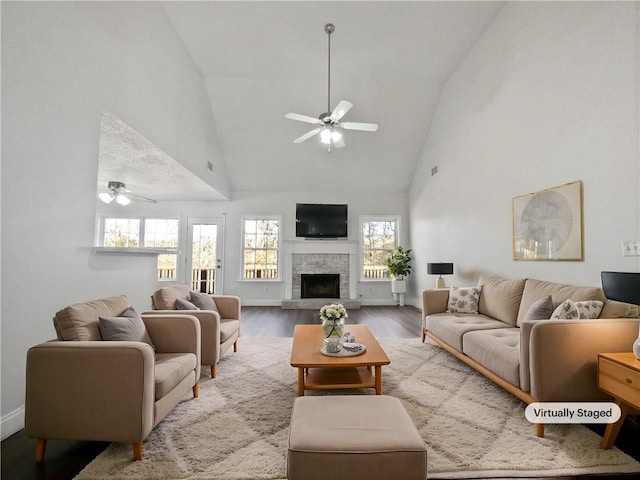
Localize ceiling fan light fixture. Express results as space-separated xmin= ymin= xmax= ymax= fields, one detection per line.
xmin=331 ymin=130 xmax=342 ymax=142
xmin=98 ymin=192 xmax=114 ymax=204
xmin=320 ymin=128 xmax=332 ymax=144
xmin=116 ymin=193 xmax=131 ymax=206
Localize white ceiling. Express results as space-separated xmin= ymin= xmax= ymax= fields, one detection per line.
xmin=101 ymin=2 xmax=505 ymax=199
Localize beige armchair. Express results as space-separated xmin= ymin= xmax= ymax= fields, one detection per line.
xmin=25 ymin=295 xmax=201 ymax=462
xmin=149 ymin=285 xmax=241 ymax=378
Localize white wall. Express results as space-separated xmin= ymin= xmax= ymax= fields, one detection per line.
xmin=408 ymin=2 xmax=640 ymax=306
xmin=1 ymin=2 xmax=230 ymax=439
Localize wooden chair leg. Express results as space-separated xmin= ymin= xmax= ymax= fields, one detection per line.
xmin=233 ymin=340 xmax=238 ymax=352
xmin=35 ymin=439 xmax=47 ymax=462
xmin=211 ymin=363 xmax=218 ymax=378
xmin=132 ymin=442 xmax=143 ymax=461
xmin=192 ymin=383 xmax=199 ymax=398
xmin=536 ymin=423 xmax=544 ymax=437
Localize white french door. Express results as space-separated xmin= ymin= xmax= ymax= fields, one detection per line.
xmin=185 ymin=217 xmax=224 ymax=294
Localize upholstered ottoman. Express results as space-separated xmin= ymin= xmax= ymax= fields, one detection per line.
xmin=287 ymin=395 xmax=427 ymax=480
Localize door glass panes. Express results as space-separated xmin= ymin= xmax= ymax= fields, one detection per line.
xmin=191 ymin=224 xmax=217 ymax=293
xmin=362 ymin=219 xmax=398 ymax=279
xmin=103 ymin=218 xmax=140 ymax=247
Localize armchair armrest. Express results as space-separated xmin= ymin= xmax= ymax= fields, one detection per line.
xmin=527 ymin=318 xmax=640 ymax=401
xmin=25 ymin=341 xmax=155 ymax=443
xmin=212 ymin=295 xmax=241 ymax=320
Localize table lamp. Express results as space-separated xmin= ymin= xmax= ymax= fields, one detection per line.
xmin=601 ymin=271 xmax=640 ymax=359
xmin=427 ymin=263 xmax=454 ymax=289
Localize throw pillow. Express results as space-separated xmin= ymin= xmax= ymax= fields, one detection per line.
xmin=189 ymin=291 xmax=220 ymax=313
xmin=98 ymin=307 xmax=155 ymax=349
xmin=522 ymin=295 xmax=554 ymax=321
xmin=447 ymin=286 xmax=482 ymax=314
xmin=550 ymin=300 xmax=580 ymax=319
xmin=176 ymin=298 xmax=199 ymax=310
xmin=575 ymin=300 xmax=604 ymax=319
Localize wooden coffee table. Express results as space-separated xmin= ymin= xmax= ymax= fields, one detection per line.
xmin=290 ymin=324 xmax=391 ymax=396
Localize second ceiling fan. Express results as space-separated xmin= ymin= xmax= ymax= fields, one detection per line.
xmin=285 ymin=23 xmax=378 ymax=151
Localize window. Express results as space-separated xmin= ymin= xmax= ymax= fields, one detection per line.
xmin=103 ymin=218 xmax=140 ymax=247
xmin=144 ymin=219 xmax=179 ymax=280
xmin=102 ymin=217 xmax=179 ymax=280
xmin=242 ymin=217 xmax=280 ymax=280
xmin=361 ymin=217 xmax=399 ymax=280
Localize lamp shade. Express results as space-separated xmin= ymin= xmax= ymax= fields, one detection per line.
xmin=601 ymin=271 xmax=640 ymax=304
xmin=427 ymin=263 xmax=454 ymax=275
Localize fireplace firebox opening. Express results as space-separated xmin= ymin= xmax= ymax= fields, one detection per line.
xmin=301 ymin=274 xmax=340 ymax=299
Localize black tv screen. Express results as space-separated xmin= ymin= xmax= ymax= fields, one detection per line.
xmin=296 ymin=203 xmax=348 ymax=238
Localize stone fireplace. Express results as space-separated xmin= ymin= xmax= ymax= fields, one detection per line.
xmin=282 ymin=248 xmax=360 ymax=309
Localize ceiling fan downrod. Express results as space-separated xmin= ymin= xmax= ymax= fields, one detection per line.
xmin=325 ymin=23 xmax=334 ymax=117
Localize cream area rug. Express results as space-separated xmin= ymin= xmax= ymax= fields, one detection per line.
xmin=75 ymin=337 xmax=640 ymax=479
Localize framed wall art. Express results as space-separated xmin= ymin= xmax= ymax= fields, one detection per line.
xmin=512 ymin=180 xmax=583 ymax=261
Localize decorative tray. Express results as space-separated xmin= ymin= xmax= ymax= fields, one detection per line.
xmin=320 ymin=343 xmax=367 ymax=357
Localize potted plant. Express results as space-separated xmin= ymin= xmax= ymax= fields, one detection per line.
xmin=385 ymin=246 xmax=412 ymax=305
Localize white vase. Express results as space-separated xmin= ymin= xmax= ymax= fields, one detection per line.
xmin=391 ymin=279 xmax=406 ymax=294
xmin=634 ymin=330 xmax=640 ymax=360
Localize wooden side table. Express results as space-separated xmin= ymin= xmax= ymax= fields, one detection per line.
xmin=597 ymin=352 xmax=640 ymax=449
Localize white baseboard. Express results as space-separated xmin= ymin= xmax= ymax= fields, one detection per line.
xmin=1 ymin=405 xmax=25 ymax=440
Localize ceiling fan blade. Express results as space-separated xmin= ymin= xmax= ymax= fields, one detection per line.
xmin=293 ymin=127 xmax=322 ymax=143
xmin=285 ymin=113 xmax=322 ymax=125
xmin=333 ymin=136 xmax=346 ymax=149
xmin=341 ymin=122 xmax=379 ymax=132
xmin=329 ymin=100 xmax=353 ymax=123
xmin=128 ymin=193 xmax=157 ymax=204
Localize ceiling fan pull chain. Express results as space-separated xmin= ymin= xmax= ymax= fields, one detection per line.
xmin=326 ymin=23 xmax=332 ymax=113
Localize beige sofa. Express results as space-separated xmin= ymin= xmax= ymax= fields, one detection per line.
xmin=25 ymin=295 xmax=201 ymax=461
xmin=149 ymin=285 xmax=241 ymax=378
xmin=422 ymin=275 xmax=639 ymax=436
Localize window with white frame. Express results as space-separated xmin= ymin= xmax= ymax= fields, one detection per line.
xmin=361 ymin=216 xmax=399 ymax=280
xmin=242 ymin=216 xmax=280 ymax=280
xmin=102 ymin=217 xmax=179 ymax=280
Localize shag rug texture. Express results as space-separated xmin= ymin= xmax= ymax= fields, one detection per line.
xmin=75 ymin=337 xmax=640 ymax=479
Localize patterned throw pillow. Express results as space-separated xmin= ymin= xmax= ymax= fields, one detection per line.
xmin=551 ymin=300 xmax=604 ymax=319
xmin=575 ymin=300 xmax=604 ymax=319
xmin=447 ymin=286 xmax=483 ymax=314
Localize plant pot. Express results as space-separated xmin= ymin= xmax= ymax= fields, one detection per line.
xmin=391 ymin=279 xmax=406 ymax=294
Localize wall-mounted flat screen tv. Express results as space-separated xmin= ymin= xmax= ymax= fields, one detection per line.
xmin=295 ymin=203 xmax=348 ymax=238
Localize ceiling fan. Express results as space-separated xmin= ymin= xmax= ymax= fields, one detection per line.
xmin=285 ymin=23 xmax=378 ymax=151
xmin=98 ymin=181 xmax=157 ymax=205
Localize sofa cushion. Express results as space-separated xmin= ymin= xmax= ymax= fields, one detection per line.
xmin=463 ymin=328 xmax=520 ymax=387
xmin=447 ymin=286 xmax=482 ymax=314
xmin=54 ymin=295 xmax=131 ymax=341
xmin=601 ymin=300 xmax=638 ymax=318
xmin=189 ymin=291 xmax=220 ymax=314
xmin=151 ymin=285 xmax=190 ymax=310
xmin=478 ymin=275 xmax=526 ymax=326
xmin=425 ymin=313 xmax=507 ymax=352
xmin=517 ymin=279 xmax=606 ymax=326
xmin=98 ymin=307 xmax=155 ymax=349
xmin=522 ymin=295 xmax=554 ymax=321
xmin=154 ymin=353 xmax=197 ymax=400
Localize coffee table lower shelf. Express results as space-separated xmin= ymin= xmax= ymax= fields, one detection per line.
xmin=298 ymin=366 xmax=380 ymax=395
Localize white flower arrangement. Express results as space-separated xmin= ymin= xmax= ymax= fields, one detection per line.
xmin=319 ymin=303 xmax=348 ymax=322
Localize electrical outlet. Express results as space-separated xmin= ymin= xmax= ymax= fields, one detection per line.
xmin=622 ymin=241 xmax=640 ymax=256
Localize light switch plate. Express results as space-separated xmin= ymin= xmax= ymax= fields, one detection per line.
xmin=622 ymin=241 xmax=640 ymax=256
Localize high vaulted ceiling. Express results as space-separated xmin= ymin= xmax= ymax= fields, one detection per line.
xmin=112 ymin=2 xmax=505 ymax=197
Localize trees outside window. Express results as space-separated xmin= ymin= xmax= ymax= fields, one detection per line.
xmin=361 ymin=217 xmax=399 ymax=280
xmin=242 ymin=217 xmax=280 ymax=280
